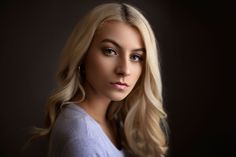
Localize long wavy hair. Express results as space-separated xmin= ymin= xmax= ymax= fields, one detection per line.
xmin=31 ymin=3 xmax=168 ymax=157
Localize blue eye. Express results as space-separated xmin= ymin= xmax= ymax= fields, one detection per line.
xmin=130 ymin=54 xmax=143 ymax=62
xmin=103 ymin=48 xmax=117 ymax=56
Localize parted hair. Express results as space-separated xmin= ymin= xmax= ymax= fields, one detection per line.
xmin=31 ymin=3 xmax=168 ymax=157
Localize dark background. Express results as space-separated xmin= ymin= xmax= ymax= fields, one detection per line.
xmin=0 ymin=0 xmax=231 ymax=157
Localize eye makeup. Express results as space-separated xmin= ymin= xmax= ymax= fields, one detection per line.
xmin=130 ymin=53 xmax=143 ymax=62
xmin=102 ymin=47 xmax=118 ymax=56
xmin=100 ymin=38 xmax=145 ymax=62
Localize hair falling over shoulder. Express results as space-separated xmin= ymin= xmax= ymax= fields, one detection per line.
xmin=30 ymin=3 xmax=169 ymax=157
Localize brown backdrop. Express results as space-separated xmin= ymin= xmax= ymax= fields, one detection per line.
xmin=0 ymin=0 xmax=231 ymax=157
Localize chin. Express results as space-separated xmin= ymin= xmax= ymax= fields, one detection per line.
xmin=109 ymin=93 xmax=129 ymax=102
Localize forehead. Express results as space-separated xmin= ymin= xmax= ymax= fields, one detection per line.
xmin=93 ymin=20 xmax=144 ymax=49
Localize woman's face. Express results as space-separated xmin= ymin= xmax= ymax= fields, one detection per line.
xmin=84 ymin=20 xmax=145 ymax=102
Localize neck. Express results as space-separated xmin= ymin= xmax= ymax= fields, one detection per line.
xmin=76 ymin=82 xmax=112 ymax=123
xmin=80 ymin=98 xmax=110 ymax=123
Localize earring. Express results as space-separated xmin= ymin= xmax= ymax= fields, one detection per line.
xmin=78 ymin=64 xmax=85 ymax=83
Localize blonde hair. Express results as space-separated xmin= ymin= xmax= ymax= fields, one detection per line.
xmin=32 ymin=3 xmax=168 ymax=157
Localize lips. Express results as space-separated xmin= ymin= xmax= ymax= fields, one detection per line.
xmin=110 ymin=82 xmax=128 ymax=90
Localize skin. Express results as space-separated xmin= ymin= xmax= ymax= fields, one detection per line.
xmin=76 ymin=20 xmax=145 ymax=148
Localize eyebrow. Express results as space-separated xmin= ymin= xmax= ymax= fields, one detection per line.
xmin=101 ymin=38 xmax=146 ymax=53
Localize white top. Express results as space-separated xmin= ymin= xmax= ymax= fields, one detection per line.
xmin=48 ymin=102 xmax=126 ymax=157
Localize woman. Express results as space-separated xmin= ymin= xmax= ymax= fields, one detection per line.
xmin=32 ymin=2 xmax=168 ymax=157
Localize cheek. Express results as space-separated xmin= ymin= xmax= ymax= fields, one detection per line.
xmin=93 ymin=57 xmax=112 ymax=73
xmin=86 ymin=54 xmax=112 ymax=78
xmin=133 ymin=65 xmax=143 ymax=80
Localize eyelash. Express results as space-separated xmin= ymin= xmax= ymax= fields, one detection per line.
xmin=102 ymin=47 xmax=143 ymax=62
xmin=130 ymin=54 xmax=143 ymax=62
xmin=103 ymin=48 xmax=117 ymax=56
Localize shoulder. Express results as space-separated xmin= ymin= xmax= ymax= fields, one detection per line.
xmin=62 ymin=136 xmax=107 ymax=157
xmin=49 ymin=104 xmax=104 ymax=157
xmin=51 ymin=104 xmax=95 ymax=138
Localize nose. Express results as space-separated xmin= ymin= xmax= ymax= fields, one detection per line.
xmin=115 ymin=57 xmax=131 ymax=76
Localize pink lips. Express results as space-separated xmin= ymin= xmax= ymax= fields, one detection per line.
xmin=111 ymin=82 xmax=128 ymax=90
